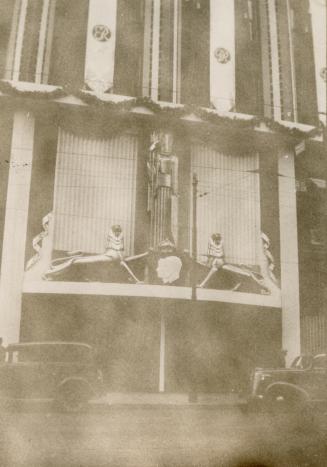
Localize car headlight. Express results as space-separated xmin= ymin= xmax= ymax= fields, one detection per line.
xmin=253 ymin=373 xmax=271 ymax=395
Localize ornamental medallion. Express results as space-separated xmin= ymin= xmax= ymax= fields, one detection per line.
xmin=214 ymin=47 xmax=231 ymax=64
xmin=156 ymin=256 xmax=182 ymax=284
xmin=92 ymin=24 xmax=111 ymax=42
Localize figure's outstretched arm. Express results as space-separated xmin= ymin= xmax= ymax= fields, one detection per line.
xmin=43 ymin=253 xmax=113 ymax=279
xmin=124 ymin=252 xmax=149 ymax=262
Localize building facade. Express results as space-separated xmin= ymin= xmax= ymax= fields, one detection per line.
xmin=0 ymin=0 xmax=325 ymax=393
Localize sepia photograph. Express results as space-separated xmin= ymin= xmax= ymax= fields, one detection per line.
xmin=0 ymin=0 xmax=326 ymax=465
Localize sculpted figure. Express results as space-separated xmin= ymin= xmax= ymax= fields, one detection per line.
xmin=147 ymin=132 xmax=178 ymax=247
xmin=198 ymin=233 xmax=225 ymax=288
xmin=43 ymin=225 xmax=142 ymax=283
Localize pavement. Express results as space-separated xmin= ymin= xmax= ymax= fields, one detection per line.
xmin=1 ymin=404 xmax=326 ymax=467
xmin=92 ymin=392 xmax=246 ymax=407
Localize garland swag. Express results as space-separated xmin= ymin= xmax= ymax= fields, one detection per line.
xmin=0 ymin=79 xmax=321 ymax=140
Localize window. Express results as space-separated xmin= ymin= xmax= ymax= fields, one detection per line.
xmin=191 ymin=144 xmax=261 ymax=266
xmin=53 ymin=129 xmax=138 ymax=256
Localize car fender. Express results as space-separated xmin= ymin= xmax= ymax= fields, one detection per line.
xmin=265 ymin=381 xmax=310 ymax=401
xmin=56 ymin=377 xmax=95 ymax=397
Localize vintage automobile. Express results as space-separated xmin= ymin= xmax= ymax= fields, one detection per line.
xmin=0 ymin=342 xmax=103 ymax=411
xmin=248 ymin=353 xmax=327 ymax=415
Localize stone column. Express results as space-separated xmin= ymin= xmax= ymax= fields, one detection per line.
xmin=278 ymin=147 xmax=301 ymax=365
xmin=0 ymin=111 xmax=35 ymax=344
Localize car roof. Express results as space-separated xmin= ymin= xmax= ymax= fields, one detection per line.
xmin=6 ymin=342 xmax=93 ymax=351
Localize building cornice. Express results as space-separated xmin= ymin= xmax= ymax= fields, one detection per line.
xmin=0 ymin=80 xmax=322 ymax=143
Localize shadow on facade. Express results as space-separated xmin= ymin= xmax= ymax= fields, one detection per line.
xmin=21 ymin=294 xmax=281 ymax=394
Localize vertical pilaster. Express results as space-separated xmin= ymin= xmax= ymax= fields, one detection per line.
xmin=278 ymin=148 xmax=301 ymax=365
xmin=0 ymin=111 xmax=35 ymax=344
xmin=142 ymin=0 xmax=152 ymax=98
xmin=267 ymin=0 xmax=282 ymax=120
xmin=151 ymin=0 xmax=161 ymax=101
xmin=309 ymin=0 xmax=326 ymax=126
xmin=12 ymin=0 xmax=28 ymax=81
xmin=259 ymin=0 xmax=273 ymax=119
xmin=35 ymin=0 xmax=50 ymax=84
xmin=172 ymin=0 xmax=182 ymax=104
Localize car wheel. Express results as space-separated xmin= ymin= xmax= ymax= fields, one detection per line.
xmin=266 ymin=388 xmax=304 ymax=414
xmin=265 ymin=388 xmax=313 ymax=428
xmin=59 ymin=392 xmax=87 ymax=413
xmin=55 ymin=383 xmax=91 ymax=413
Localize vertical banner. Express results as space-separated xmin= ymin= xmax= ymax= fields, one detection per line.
xmin=85 ymin=0 xmax=117 ymax=93
xmin=210 ymin=0 xmax=235 ymax=112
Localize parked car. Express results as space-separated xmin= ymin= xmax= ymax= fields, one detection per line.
xmin=0 ymin=342 xmax=103 ymax=411
xmin=248 ymin=353 xmax=327 ymax=415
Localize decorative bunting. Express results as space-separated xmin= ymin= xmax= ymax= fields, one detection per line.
xmin=0 ymin=80 xmax=320 ymax=140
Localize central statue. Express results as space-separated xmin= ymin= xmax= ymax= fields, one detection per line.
xmin=147 ymin=131 xmax=178 ymax=248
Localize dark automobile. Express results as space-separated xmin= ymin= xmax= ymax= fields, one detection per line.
xmin=0 ymin=342 xmax=103 ymax=411
xmin=249 ymin=353 xmax=327 ymax=414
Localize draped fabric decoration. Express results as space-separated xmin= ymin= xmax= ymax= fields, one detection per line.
xmin=85 ymin=0 xmax=117 ymax=93
xmin=191 ymin=144 xmax=261 ymax=267
xmin=53 ymin=130 xmax=138 ymax=257
xmin=210 ymin=0 xmax=235 ymax=111
xmin=4 ymin=0 xmax=56 ymax=83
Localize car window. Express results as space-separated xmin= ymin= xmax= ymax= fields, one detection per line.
xmin=16 ymin=346 xmax=92 ymax=363
xmin=39 ymin=346 xmax=93 ymax=363
xmin=13 ymin=348 xmax=41 ymax=362
xmin=7 ymin=345 xmax=93 ymax=363
xmin=291 ymin=355 xmax=312 ymax=369
xmin=313 ymin=355 xmax=327 ymax=369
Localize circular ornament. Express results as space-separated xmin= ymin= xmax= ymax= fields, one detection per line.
xmin=320 ymin=67 xmax=327 ymax=83
xmin=214 ymin=47 xmax=231 ymax=64
xmin=92 ymin=25 xmax=111 ymax=42
xmin=156 ymin=256 xmax=182 ymax=284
